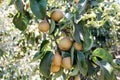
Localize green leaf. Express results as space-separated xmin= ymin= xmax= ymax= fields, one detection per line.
xmin=83 ymin=38 xmax=93 ymax=51
xmin=29 ymin=0 xmax=47 ymax=19
xmin=0 ymin=49 xmax=6 ymax=57
xmin=49 ymin=19 xmax=55 ymax=34
xmin=73 ymin=22 xmax=83 ymax=43
xmin=77 ymin=51 xmax=88 ymax=76
xmin=14 ymin=0 xmax=24 ymax=13
xmin=73 ymin=22 xmax=93 ymax=51
xmin=69 ymin=65 xmax=79 ymax=76
xmin=31 ymin=40 xmax=49 ymax=62
xmin=96 ymin=0 xmax=104 ymax=2
xmin=92 ymin=48 xmax=113 ymax=62
xmin=90 ymin=1 xmax=99 ymax=6
xmin=71 ymin=46 xmax=74 ymax=65
xmin=112 ymin=59 xmax=120 ymax=73
xmin=62 ymin=73 xmax=66 ymax=80
xmin=78 ymin=0 xmax=87 ymax=14
xmin=83 ymin=27 xmax=93 ymax=51
xmin=87 ymin=59 xmax=99 ymax=77
xmin=39 ymin=51 xmax=53 ymax=78
xmin=31 ymin=51 xmax=44 ymax=62
xmin=31 ymin=40 xmax=50 ymax=62
xmin=112 ymin=59 xmax=120 ymax=68
xmin=7 ymin=0 xmax=15 ymax=6
xmin=13 ymin=12 xmax=29 ymax=31
xmin=61 ymin=51 xmax=71 ymax=58
xmin=97 ymin=61 xmax=117 ymax=80
xmin=53 ymin=68 xmax=63 ymax=79
xmin=40 ymin=40 xmax=50 ymax=52
xmin=79 ymin=0 xmax=86 ymax=3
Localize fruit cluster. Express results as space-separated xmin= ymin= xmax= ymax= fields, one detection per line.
xmin=38 ymin=9 xmax=82 ymax=80
xmin=38 ymin=10 xmax=63 ymax=32
xmin=51 ymin=37 xmax=83 ymax=73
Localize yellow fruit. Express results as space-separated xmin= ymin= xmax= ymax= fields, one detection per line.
xmin=74 ymin=75 xmax=81 ymax=80
xmin=50 ymin=10 xmax=63 ymax=21
xmin=38 ymin=21 xmax=50 ymax=32
xmin=52 ymin=52 xmax=62 ymax=66
xmin=73 ymin=42 xmax=83 ymax=51
xmin=62 ymin=57 xmax=72 ymax=69
xmin=50 ymin=65 xmax=60 ymax=73
xmin=74 ymin=0 xmax=79 ymax=3
xmin=59 ymin=37 xmax=72 ymax=51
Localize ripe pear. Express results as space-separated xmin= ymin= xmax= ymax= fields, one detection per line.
xmin=73 ymin=42 xmax=83 ymax=51
xmin=62 ymin=57 xmax=72 ymax=69
xmin=59 ymin=37 xmax=72 ymax=51
xmin=50 ymin=10 xmax=63 ymax=21
xmin=38 ymin=20 xmax=50 ymax=32
xmin=52 ymin=52 xmax=62 ymax=66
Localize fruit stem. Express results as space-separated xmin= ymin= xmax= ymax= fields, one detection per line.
xmin=45 ymin=15 xmax=50 ymax=23
xmin=43 ymin=33 xmax=46 ymax=40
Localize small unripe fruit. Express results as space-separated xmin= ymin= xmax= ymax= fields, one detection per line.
xmin=73 ymin=42 xmax=83 ymax=51
xmin=38 ymin=21 xmax=50 ymax=32
xmin=59 ymin=37 xmax=72 ymax=51
xmin=74 ymin=75 xmax=81 ymax=80
xmin=62 ymin=57 xmax=72 ymax=69
xmin=52 ymin=52 xmax=62 ymax=66
xmin=50 ymin=10 xmax=63 ymax=21
xmin=50 ymin=65 xmax=60 ymax=73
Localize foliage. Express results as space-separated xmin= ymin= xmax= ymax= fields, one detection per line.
xmin=0 ymin=0 xmax=120 ymax=80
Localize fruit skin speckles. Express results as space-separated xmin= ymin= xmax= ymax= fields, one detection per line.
xmin=58 ymin=37 xmax=72 ymax=51
xmin=50 ymin=10 xmax=63 ymax=21
xmin=38 ymin=20 xmax=50 ymax=32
